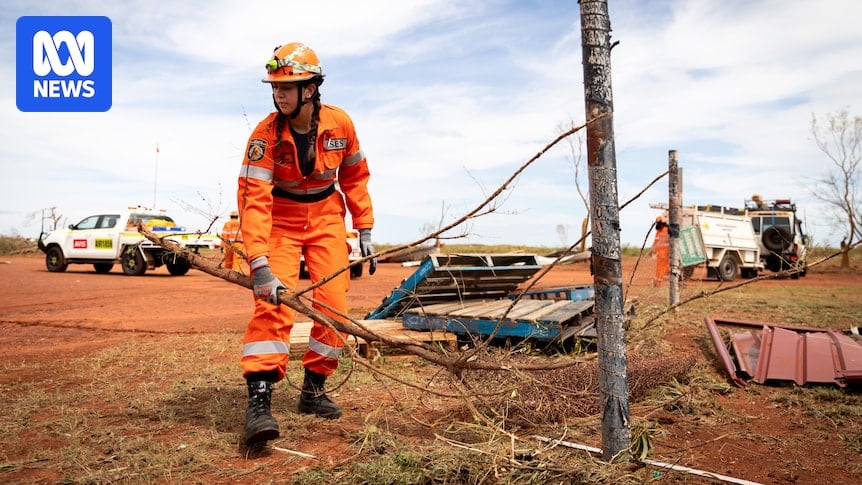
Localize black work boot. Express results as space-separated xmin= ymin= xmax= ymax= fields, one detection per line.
xmin=298 ymin=369 xmax=342 ymax=419
xmin=244 ymin=380 xmax=280 ymax=446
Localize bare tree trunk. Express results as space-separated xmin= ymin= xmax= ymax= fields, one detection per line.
xmin=841 ymin=239 xmax=851 ymax=268
xmin=579 ymin=0 xmax=630 ymax=462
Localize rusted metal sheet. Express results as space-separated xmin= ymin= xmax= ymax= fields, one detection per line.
xmin=705 ymin=316 xmax=862 ymax=388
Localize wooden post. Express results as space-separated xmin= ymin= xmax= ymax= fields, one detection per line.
xmin=668 ymin=150 xmax=681 ymax=309
xmin=579 ymin=0 xmax=630 ymax=461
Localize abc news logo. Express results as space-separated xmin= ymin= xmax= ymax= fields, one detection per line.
xmin=16 ymin=16 xmax=112 ymax=112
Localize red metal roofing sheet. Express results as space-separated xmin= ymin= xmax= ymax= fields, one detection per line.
xmin=705 ymin=316 xmax=862 ymax=388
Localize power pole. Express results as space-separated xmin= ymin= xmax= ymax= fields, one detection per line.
xmin=579 ymin=0 xmax=630 ymax=461
xmin=668 ymin=150 xmax=681 ymax=308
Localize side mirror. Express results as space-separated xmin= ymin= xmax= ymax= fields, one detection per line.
xmin=68 ymin=223 xmax=76 ymax=230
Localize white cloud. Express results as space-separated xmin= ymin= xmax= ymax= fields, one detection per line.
xmin=2 ymin=0 xmax=861 ymax=248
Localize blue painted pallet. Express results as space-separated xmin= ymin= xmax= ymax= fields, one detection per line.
xmin=366 ymin=253 xmax=597 ymax=343
xmin=365 ymin=253 xmax=544 ymax=320
xmin=402 ymin=298 xmax=595 ymax=342
xmin=515 ymin=285 xmax=595 ymax=302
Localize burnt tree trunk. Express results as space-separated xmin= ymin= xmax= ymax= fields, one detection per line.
xmin=579 ymin=0 xmax=631 ymax=461
xmin=668 ymin=150 xmax=681 ymax=307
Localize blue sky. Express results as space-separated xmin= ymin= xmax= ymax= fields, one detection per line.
xmin=2 ymin=0 xmax=861 ymax=249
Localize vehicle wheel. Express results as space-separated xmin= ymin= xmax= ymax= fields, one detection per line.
xmin=682 ymin=265 xmax=695 ymax=279
xmin=121 ymin=247 xmax=147 ymax=276
xmin=350 ymin=262 xmax=363 ymax=278
xmin=762 ymin=226 xmax=792 ymax=252
xmin=166 ymin=257 xmax=191 ymax=276
xmin=45 ymin=246 xmax=68 ymax=272
xmin=789 ymin=261 xmax=807 ymax=279
xmin=93 ymin=263 xmax=113 ymax=274
xmin=740 ymin=268 xmax=757 ymax=279
xmin=716 ymin=255 xmax=738 ymax=281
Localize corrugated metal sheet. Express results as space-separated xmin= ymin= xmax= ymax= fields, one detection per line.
xmin=705 ymin=316 xmax=862 ymax=388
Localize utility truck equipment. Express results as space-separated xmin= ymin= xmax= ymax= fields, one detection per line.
xmin=676 ymin=206 xmax=764 ymax=281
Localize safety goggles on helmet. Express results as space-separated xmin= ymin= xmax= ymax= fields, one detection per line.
xmin=265 ymin=58 xmax=322 ymax=75
xmin=262 ymin=42 xmax=324 ymax=83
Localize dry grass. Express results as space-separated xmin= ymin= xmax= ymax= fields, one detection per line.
xmin=1 ymin=245 xmax=862 ymax=483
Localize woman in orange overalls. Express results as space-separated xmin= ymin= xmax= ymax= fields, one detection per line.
xmin=652 ymin=215 xmax=669 ymax=287
xmin=236 ymin=42 xmax=376 ymax=446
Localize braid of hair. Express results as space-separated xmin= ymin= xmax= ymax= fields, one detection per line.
xmin=306 ymin=89 xmax=322 ymax=165
xmin=273 ymin=110 xmax=287 ymax=164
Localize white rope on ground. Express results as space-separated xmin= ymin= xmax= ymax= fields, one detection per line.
xmin=533 ymin=435 xmax=764 ymax=485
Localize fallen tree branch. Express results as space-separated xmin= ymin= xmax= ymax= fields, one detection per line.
xmin=139 ymin=224 xmax=590 ymax=374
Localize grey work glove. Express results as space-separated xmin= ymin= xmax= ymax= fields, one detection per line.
xmin=359 ymin=229 xmax=377 ymax=275
xmin=250 ymin=256 xmax=285 ymax=305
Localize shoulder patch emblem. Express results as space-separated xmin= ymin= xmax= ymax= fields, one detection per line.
xmin=324 ymin=137 xmax=347 ymax=151
xmin=247 ymin=139 xmax=267 ymax=161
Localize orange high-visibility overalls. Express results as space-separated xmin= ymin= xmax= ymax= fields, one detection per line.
xmin=221 ymin=217 xmax=244 ymax=271
xmin=237 ymin=105 xmax=373 ymax=381
xmin=653 ymin=226 xmax=669 ymax=286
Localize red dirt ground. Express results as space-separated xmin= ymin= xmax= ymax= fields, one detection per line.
xmin=1 ymin=254 xmax=860 ymax=483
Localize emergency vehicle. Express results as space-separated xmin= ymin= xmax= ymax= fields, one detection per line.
xmin=37 ymin=207 xmax=220 ymax=276
xmin=678 ymin=206 xmax=764 ymax=281
xmin=744 ymin=195 xmax=809 ymax=278
xmin=652 ymin=203 xmax=764 ymax=281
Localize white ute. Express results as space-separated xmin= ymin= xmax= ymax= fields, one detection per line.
xmin=37 ymin=207 xmax=220 ymax=276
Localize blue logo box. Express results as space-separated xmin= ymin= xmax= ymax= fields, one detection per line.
xmin=16 ymin=16 xmax=112 ymax=112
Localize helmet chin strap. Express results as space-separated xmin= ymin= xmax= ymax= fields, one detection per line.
xmin=271 ymin=82 xmax=310 ymax=119
xmin=288 ymin=88 xmax=305 ymax=119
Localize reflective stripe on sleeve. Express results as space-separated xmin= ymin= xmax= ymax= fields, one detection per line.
xmin=242 ymin=340 xmax=290 ymax=357
xmin=308 ymin=337 xmax=343 ymax=359
xmin=343 ymin=149 xmax=365 ymax=166
xmin=239 ymin=164 xmax=274 ymax=182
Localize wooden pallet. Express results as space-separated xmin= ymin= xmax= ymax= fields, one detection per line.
xmin=289 ymin=319 xmax=458 ymax=358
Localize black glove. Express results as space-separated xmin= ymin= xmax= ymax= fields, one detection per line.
xmin=359 ymin=229 xmax=377 ymax=275
xmin=250 ymin=257 xmax=285 ymax=305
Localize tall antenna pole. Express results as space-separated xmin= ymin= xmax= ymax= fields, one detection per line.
xmin=153 ymin=143 xmax=160 ymax=208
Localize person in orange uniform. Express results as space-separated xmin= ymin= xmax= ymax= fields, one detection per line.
xmin=651 ymin=214 xmax=669 ymax=287
xmin=236 ymin=42 xmax=376 ymax=447
xmin=220 ymin=211 xmax=244 ymax=271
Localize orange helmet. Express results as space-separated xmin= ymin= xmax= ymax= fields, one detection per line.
xmin=262 ymin=43 xmax=324 ymax=83
xmin=656 ymin=214 xmax=667 ymax=224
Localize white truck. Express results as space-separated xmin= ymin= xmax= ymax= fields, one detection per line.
xmin=676 ymin=206 xmax=764 ymax=281
xmin=37 ymin=207 xmax=221 ymax=276
xmin=744 ymin=195 xmax=809 ymax=278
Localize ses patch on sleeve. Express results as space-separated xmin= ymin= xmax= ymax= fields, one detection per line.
xmin=247 ymin=139 xmax=267 ymax=161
